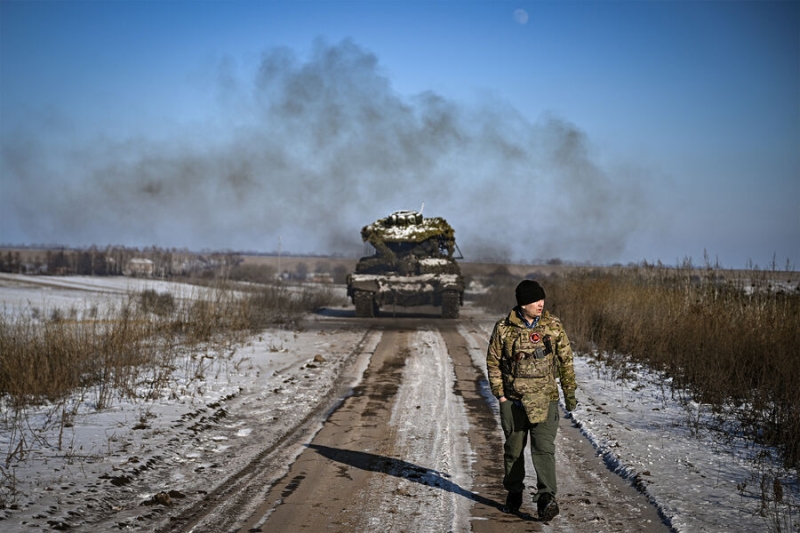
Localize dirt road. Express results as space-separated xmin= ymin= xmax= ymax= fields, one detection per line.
xmin=152 ymin=310 xmax=669 ymax=533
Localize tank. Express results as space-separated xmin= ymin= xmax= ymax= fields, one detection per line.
xmin=346 ymin=210 xmax=465 ymax=318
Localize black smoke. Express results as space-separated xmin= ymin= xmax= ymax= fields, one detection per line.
xmin=1 ymin=39 xmax=645 ymax=263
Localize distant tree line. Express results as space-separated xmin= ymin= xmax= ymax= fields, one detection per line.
xmin=0 ymin=246 xmax=241 ymax=278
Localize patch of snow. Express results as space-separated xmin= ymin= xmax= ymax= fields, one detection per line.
xmin=374 ymin=328 xmax=472 ymax=532
xmin=0 ymin=273 xmax=224 ymax=320
xmin=418 ymin=258 xmax=450 ymax=266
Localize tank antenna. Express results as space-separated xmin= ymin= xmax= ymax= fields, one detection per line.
xmin=419 ymin=202 xmax=425 ymax=215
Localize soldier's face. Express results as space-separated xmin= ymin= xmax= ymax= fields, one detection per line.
xmin=520 ymin=299 xmax=544 ymax=321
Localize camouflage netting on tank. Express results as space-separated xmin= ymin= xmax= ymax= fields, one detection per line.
xmin=348 ymin=273 xmax=465 ymax=295
xmin=355 ymin=255 xmax=461 ymax=276
xmin=361 ymin=211 xmax=457 ymax=262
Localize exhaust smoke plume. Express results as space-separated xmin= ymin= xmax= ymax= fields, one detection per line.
xmin=2 ymin=39 xmax=646 ymax=263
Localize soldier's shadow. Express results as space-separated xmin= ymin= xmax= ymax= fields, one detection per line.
xmin=308 ymin=443 xmax=502 ymax=511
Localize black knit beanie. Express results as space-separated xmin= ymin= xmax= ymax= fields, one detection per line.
xmin=515 ymin=279 xmax=546 ymax=306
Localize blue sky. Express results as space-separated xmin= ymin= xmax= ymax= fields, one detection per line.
xmin=1 ymin=0 xmax=798 ymax=268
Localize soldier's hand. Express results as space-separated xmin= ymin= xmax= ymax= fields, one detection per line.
xmin=564 ymin=390 xmax=577 ymax=412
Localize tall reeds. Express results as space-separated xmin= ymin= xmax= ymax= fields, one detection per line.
xmin=476 ymin=264 xmax=800 ymax=468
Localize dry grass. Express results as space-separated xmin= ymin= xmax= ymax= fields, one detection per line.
xmin=475 ymin=263 xmax=800 ymax=470
xmin=0 ymin=272 xmax=347 ymax=506
xmin=0 ymin=279 xmax=346 ymax=410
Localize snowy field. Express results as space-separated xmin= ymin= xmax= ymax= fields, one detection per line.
xmin=0 ymin=273 xmax=221 ymax=321
xmin=0 ymin=274 xmax=796 ymax=532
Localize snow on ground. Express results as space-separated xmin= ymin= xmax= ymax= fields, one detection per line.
xmin=358 ymin=328 xmax=473 ymax=533
xmin=0 ymin=273 xmax=219 ymax=321
xmin=0 ymin=321 xmax=372 ymax=531
xmin=0 ymin=274 xmax=370 ymax=531
xmin=570 ymin=357 xmax=798 ymax=532
xmin=466 ymin=319 xmax=798 ymax=533
xmin=0 ymin=274 xmax=796 ymax=532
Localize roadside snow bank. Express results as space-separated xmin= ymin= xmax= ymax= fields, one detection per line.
xmin=570 ymin=356 xmax=797 ymax=532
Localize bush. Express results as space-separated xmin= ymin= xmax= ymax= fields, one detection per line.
xmin=139 ymin=289 xmax=176 ymax=317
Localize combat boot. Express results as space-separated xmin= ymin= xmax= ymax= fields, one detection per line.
xmin=503 ymin=491 xmax=523 ymax=514
xmin=537 ymin=493 xmax=559 ymax=521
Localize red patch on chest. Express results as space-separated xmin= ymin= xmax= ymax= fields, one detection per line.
xmin=530 ymin=332 xmax=541 ymax=343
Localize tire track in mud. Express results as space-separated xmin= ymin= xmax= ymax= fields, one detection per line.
xmin=152 ymin=326 xmax=379 ymax=533
xmin=352 ymin=327 xmax=473 ymax=533
xmin=238 ymin=322 xmax=479 ymax=533
xmin=237 ymin=327 xmax=411 ymax=532
xmin=158 ymin=315 xmax=671 ymax=533
xmin=440 ymin=322 xmax=539 ymax=532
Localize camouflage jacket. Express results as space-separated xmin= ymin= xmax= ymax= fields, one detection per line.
xmin=486 ymin=308 xmax=577 ymax=424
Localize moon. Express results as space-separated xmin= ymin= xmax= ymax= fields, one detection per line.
xmin=513 ymin=9 xmax=529 ymax=25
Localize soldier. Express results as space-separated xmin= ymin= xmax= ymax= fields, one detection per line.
xmin=486 ymin=279 xmax=577 ymax=521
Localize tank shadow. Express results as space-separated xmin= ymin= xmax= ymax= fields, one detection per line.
xmin=314 ymin=307 xmax=355 ymax=318
xmin=315 ymin=306 xmax=453 ymax=319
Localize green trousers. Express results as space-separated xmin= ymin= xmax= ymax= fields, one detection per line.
xmin=500 ymin=399 xmax=559 ymax=500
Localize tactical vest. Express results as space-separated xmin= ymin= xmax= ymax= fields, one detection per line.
xmin=498 ymin=315 xmax=560 ymax=424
